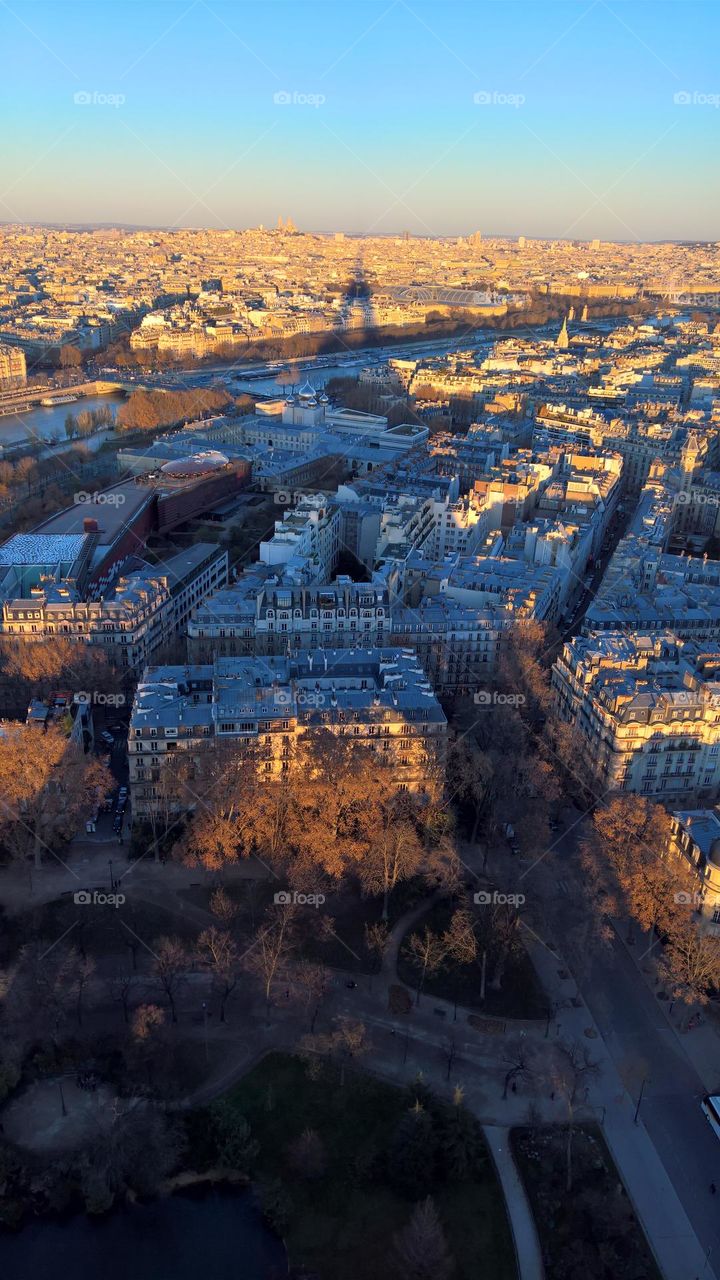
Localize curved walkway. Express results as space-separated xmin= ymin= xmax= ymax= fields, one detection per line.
xmin=381 ymin=889 xmax=444 ymax=981
xmin=484 ymin=1126 xmax=544 ymax=1280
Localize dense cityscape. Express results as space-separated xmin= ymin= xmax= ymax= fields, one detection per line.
xmin=1 ymin=1 xmax=719 ymax=1279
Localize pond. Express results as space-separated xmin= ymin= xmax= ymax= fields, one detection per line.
xmin=0 ymin=1186 xmax=286 ymax=1280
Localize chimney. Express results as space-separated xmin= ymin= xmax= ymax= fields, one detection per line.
xmin=83 ymin=517 xmax=99 ymax=533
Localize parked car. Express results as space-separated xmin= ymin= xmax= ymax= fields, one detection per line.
xmin=100 ymin=731 xmax=114 ymax=748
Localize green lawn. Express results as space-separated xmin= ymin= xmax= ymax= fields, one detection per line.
xmin=397 ymin=897 xmax=549 ymax=1020
xmin=217 ymin=1052 xmax=517 ymax=1280
xmin=1 ymin=894 xmax=201 ymax=965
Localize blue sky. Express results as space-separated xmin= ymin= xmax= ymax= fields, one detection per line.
xmin=1 ymin=0 xmax=718 ymax=238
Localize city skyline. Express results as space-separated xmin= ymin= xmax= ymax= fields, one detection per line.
xmin=2 ymin=0 xmax=719 ymax=239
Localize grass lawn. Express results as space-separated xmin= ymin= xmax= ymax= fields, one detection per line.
xmin=298 ymin=877 xmax=429 ymax=974
xmin=0 ymin=894 xmax=201 ymax=964
xmin=179 ymin=875 xmax=430 ymax=976
xmin=219 ymin=1051 xmax=517 ymax=1280
xmin=397 ymin=897 xmax=549 ymax=1020
xmin=512 ymin=1125 xmax=661 ymax=1280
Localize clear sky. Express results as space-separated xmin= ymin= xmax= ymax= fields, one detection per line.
xmin=1 ymin=0 xmax=718 ymax=240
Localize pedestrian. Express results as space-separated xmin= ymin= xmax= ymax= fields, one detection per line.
xmin=550 ymin=1090 xmax=555 ymax=1101
xmin=711 ymin=1182 xmax=717 ymax=1195
xmin=511 ymin=1081 xmax=517 ymax=1094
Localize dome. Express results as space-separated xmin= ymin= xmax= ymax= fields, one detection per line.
xmin=160 ymin=450 xmax=229 ymax=478
xmin=298 ymin=380 xmax=317 ymax=400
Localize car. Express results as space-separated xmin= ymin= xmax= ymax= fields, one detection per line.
xmin=100 ymin=731 xmax=114 ymax=747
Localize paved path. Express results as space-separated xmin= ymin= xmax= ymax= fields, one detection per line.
xmin=381 ymin=889 xmax=444 ymax=981
xmin=484 ymin=1127 xmax=544 ymax=1280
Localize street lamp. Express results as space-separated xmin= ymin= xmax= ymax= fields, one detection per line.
xmin=545 ymin=1000 xmax=556 ymax=1039
xmin=634 ymin=1076 xmax=650 ymax=1125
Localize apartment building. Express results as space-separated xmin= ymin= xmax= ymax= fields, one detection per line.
xmin=0 ymin=342 xmax=26 ymax=389
xmin=552 ymin=632 xmax=720 ymax=800
xmin=129 ymin=648 xmax=447 ymax=817
xmin=0 ymin=544 xmax=228 ymax=668
xmin=668 ymin=809 xmax=720 ymax=935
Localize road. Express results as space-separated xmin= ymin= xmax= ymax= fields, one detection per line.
xmin=537 ymin=820 xmax=720 ymax=1268
xmin=581 ymin=924 xmax=720 ymax=1263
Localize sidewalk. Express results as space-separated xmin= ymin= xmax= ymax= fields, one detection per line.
xmin=484 ymin=1127 xmax=544 ymax=1280
xmin=611 ymin=918 xmax=720 ymax=1094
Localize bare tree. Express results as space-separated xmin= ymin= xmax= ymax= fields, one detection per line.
xmin=403 ymin=926 xmax=447 ymax=1006
xmin=108 ymin=974 xmax=144 ymax=1024
xmin=288 ymin=958 xmax=329 ymax=1032
xmin=151 ymin=937 xmax=188 ymax=1024
xmin=547 ymin=1039 xmax=602 ymax=1191
xmin=243 ymin=902 xmax=297 ymax=1024
xmin=394 ymin=1196 xmax=454 ymax=1280
xmin=365 ymin=920 xmax=390 ymax=975
xmin=502 ymin=1036 xmax=540 ymax=1099
xmin=196 ymin=926 xmax=240 ymax=1022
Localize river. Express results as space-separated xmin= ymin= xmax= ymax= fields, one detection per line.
xmin=0 ymin=393 xmax=126 ymax=449
xmin=0 ymin=1187 xmax=285 ymax=1280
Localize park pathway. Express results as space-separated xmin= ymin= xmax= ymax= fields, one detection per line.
xmin=484 ymin=1127 xmax=544 ymax=1280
